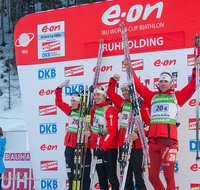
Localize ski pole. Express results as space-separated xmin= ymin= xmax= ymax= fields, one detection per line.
xmin=193 ymin=34 xmax=200 ymax=161
xmin=119 ymin=22 xmax=150 ymax=164
xmin=81 ymin=85 xmax=89 ymax=190
xmin=89 ymin=135 xmax=100 ymax=190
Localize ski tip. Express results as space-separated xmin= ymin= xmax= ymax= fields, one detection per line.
xmin=85 ymin=85 xmax=88 ymax=91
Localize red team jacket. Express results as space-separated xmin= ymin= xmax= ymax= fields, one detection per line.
xmin=107 ymin=77 xmax=151 ymax=149
xmin=90 ymin=100 xmax=118 ymax=151
xmin=55 ymin=88 xmax=90 ymax=148
xmin=132 ymin=68 xmax=196 ymax=141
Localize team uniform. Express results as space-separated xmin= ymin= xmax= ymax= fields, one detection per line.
xmin=55 ymin=87 xmax=91 ymax=190
xmin=131 ymin=69 xmax=196 ymax=190
xmin=107 ymin=77 xmax=150 ymax=190
xmin=91 ymin=100 xmax=119 ymax=190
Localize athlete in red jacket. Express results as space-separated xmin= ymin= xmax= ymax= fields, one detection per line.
xmin=107 ymin=74 xmax=150 ymax=190
xmin=55 ymin=79 xmax=91 ymax=190
xmin=124 ymin=58 xmax=200 ymax=190
xmin=84 ymin=85 xmax=119 ymax=190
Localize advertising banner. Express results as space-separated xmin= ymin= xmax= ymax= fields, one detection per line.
xmin=2 ymin=151 xmax=35 ymax=190
xmin=14 ymin=0 xmax=200 ymax=189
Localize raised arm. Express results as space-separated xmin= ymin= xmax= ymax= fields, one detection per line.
xmin=107 ymin=75 xmax=125 ymax=111
xmin=55 ymin=79 xmax=72 ymax=116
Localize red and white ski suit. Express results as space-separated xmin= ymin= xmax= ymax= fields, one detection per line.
xmin=90 ymin=100 xmax=119 ymax=190
xmin=132 ymin=68 xmax=196 ymax=190
xmin=55 ymin=87 xmax=90 ymax=148
xmin=90 ymin=100 xmax=118 ymax=150
xmin=107 ymin=77 xmax=150 ymax=149
xmin=107 ymin=77 xmax=150 ymax=190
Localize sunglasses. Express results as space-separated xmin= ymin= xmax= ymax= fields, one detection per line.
xmin=120 ymin=84 xmax=128 ymax=90
xmin=70 ymin=91 xmax=80 ymax=96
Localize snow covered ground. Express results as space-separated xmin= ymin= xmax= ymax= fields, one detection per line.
xmin=0 ymin=14 xmax=26 ymax=133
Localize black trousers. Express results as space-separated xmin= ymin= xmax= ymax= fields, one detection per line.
xmin=95 ymin=149 xmax=119 ymax=190
xmin=65 ymin=146 xmax=91 ymax=190
xmin=119 ymin=146 xmax=147 ymax=190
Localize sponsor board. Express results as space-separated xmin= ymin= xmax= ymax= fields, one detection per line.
xmin=5 ymin=153 xmax=31 ymax=161
xmin=191 ymin=184 xmax=200 ymax=190
xmin=190 ymin=163 xmax=200 ymax=172
xmin=154 ymin=59 xmax=176 ymax=67
xmin=41 ymin=179 xmax=58 ymax=190
xmin=188 ymin=54 xmax=195 ymax=66
xmin=38 ymin=68 xmax=56 ymax=80
xmin=93 ymin=65 xmax=112 ymax=73
xmin=122 ymin=59 xmax=143 ymax=71
xmin=65 ymin=65 xmax=84 ymax=77
xmin=65 ymin=84 xmax=84 ymax=96
xmin=39 ymin=105 xmax=57 ymax=116
xmin=2 ymin=168 xmax=35 ymax=190
xmin=189 ymin=139 xmax=200 ymax=152
xmin=189 ymin=119 xmax=200 ymax=130
xmin=15 ymin=33 xmax=34 ymax=48
xmin=189 ymin=99 xmax=200 ymax=107
xmin=42 ymin=40 xmax=61 ymax=52
xmin=39 ymin=89 xmax=56 ymax=96
xmin=101 ymin=2 xmax=163 ymax=26
xmin=40 ymin=161 xmax=58 ymax=171
xmin=40 ymin=123 xmax=57 ymax=134
xmin=40 ymin=144 xmax=58 ymax=151
xmin=37 ymin=21 xmax=65 ymax=59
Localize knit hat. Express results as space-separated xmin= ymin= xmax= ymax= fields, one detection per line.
xmin=120 ymin=82 xmax=129 ymax=90
xmin=93 ymin=85 xmax=107 ymax=97
xmin=70 ymin=91 xmax=81 ymax=101
xmin=159 ymin=73 xmax=172 ymax=83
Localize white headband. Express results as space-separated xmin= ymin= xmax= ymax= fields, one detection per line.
xmin=159 ymin=73 xmax=172 ymax=83
xmin=70 ymin=95 xmax=80 ymax=102
xmin=94 ymin=88 xmax=107 ymax=97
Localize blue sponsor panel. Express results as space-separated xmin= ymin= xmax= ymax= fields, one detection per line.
xmin=40 ymin=123 xmax=57 ymax=134
xmin=42 ymin=52 xmax=50 ymax=58
xmin=38 ymin=67 xmax=56 ymax=80
xmin=160 ymin=161 xmax=179 ymax=173
xmin=65 ymin=83 xmax=84 ymax=96
xmin=41 ymin=179 xmax=58 ymax=189
xmin=189 ymin=139 xmax=200 ymax=152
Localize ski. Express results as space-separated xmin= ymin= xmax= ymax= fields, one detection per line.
xmin=93 ymin=39 xmax=104 ymax=89
xmin=72 ymin=87 xmax=85 ymax=190
xmin=89 ymin=39 xmax=104 ymax=190
xmin=193 ymin=34 xmax=200 ymax=161
xmin=119 ymin=109 xmax=135 ymax=190
xmin=119 ymin=22 xmax=150 ymax=165
xmin=81 ymin=85 xmax=89 ymax=190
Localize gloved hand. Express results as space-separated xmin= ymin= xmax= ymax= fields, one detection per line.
xmin=95 ymin=148 xmax=105 ymax=158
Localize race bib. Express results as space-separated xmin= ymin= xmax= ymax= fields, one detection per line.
xmin=69 ymin=117 xmax=79 ymax=126
xmin=153 ymin=103 xmax=169 ymax=113
xmin=120 ymin=111 xmax=130 ymax=126
xmin=166 ymin=149 xmax=177 ymax=162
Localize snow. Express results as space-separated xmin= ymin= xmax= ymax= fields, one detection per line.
xmin=0 ymin=13 xmax=26 ymax=132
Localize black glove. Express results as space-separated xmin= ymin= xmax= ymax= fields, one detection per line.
xmin=95 ymin=148 xmax=105 ymax=158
